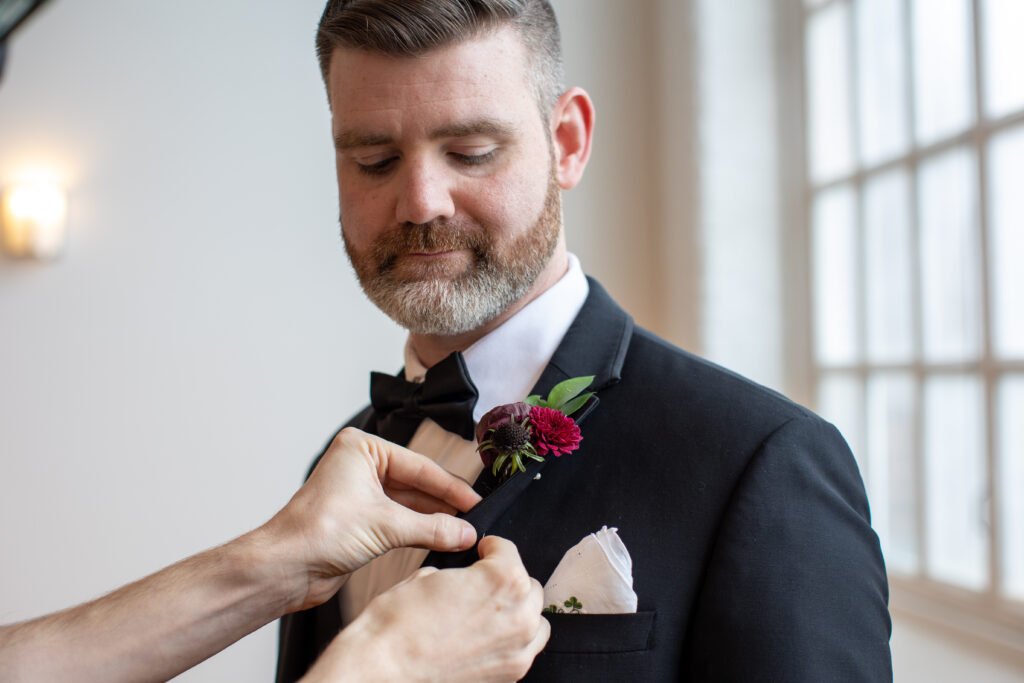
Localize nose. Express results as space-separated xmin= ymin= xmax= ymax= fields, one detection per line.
xmin=395 ymin=158 xmax=456 ymax=226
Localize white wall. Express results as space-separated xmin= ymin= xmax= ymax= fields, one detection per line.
xmin=553 ymin=0 xmax=661 ymax=330
xmin=0 ymin=2 xmax=399 ymax=680
xmin=0 ymin=1 xmax=661 ymax=681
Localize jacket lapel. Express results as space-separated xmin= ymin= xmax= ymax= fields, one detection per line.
xmin=423 ymin=278 xmax=634 ymax=569
xmin=529 ymin=277 xmax=634 ymax=398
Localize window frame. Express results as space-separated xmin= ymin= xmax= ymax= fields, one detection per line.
xmin=789 ymin=0 xmax=1024 ymax=661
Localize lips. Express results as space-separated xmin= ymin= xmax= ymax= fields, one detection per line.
xmin=407 ymin=249 xmax=460 ymax=257
xmin=387 ymin=248 xmax=473 ymax=276
xmin=369 ymin=222 xmax=487 ymax=275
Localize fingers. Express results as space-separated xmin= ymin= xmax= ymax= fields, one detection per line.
xmin=385 ymin=487 xmax=459 ymax=516
xmin=343 ymin=553 xmax=545 ymax=683
xmin=360 ymin=431 xmax=482 ymax=513
xmin=475 ymin=536 xmax=541 ymax=615
xmin=387 ymin=506 xmax=477 ymax=552
xmin=467 ymin=541 xmax=547 ymax=681
xmin=525 ymin=576 xmax=545 ymax=616
xmin=525 ymin=608 xmax=552 ymax=658
xmin=476 ymin=535 xmax=522 ymax=564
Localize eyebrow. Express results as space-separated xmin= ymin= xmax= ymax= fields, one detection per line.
xmin=428 ymin=119 xmax=518 ymax=141
xmin=334 ymin=118 xmax=519 ymax=151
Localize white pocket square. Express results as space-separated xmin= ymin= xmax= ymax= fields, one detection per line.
xmin=542 ymin=526 xmax=638 ymax=614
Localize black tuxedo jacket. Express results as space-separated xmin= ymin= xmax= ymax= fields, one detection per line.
xmin=277 ymin=279 xmax=892 ymax=682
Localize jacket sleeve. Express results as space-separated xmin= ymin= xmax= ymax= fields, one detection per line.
xmin=685 ymin=415 xmax=892 ymax=681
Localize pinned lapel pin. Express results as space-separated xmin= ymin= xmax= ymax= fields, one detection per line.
xmin=475 ymin=375 xmax=596 ymax=483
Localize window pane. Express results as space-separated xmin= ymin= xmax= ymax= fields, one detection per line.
xmin=813 ymin=185 xmax=859 ymax=365
xmin=856 ymin=0 xmax=909 ymax=165
xmin=911 ymin=0 xmax=975 ymax=145
xmin=924 ymin=375 xmax=987 ymax=590
xmin=864 ymin=169 xmax=913 ymax=363
xmin=918 ymin=147 xmax=982 ymax=363
xmin=818 ymin=373 xmax=866 ymax=476
xmin=867 ymin=372 xmax=918 ymax=574
xmin=806 ymin=3 xmax=854 ymax=182
xmin=982 ymin=0 xmax=1024 ymax=118
xmin=1000 ymin=376 xmax=1024 ymax=601
xmin=987 ymin=125 xmax=1024 ymax=359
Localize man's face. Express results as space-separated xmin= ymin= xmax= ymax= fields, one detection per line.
xmin=328 ymin=27 xmax=562 ymax=336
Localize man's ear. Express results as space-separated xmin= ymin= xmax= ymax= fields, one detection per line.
xmin=550 ymin=87 xmax=595 ymax=190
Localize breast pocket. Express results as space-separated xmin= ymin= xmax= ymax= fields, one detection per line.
xmin=542 ymin=610 xmax=656 ymax=654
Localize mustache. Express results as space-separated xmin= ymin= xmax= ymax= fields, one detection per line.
xmin=371 ymin=220 xmax=489 ymax=272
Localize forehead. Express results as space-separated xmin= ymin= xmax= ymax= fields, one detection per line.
xmin=327 ymin=26 xmax=536 ymax=132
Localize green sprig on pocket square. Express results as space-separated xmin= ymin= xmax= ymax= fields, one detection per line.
xmin=543 ymin=596 xmax=584 ymax=615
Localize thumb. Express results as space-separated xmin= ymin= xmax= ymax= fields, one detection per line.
xmin=387 ymin=506 xmax=477 ymax=552
xmin=476 ymin=535 xmax=521 ymax=563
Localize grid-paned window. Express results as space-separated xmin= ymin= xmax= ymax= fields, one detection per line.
xmin=802 ymin=0 xmax=1024 ymax=633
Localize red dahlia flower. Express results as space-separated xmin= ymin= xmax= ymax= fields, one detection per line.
xmin=528 ymin=406 xmax=582 ymax=457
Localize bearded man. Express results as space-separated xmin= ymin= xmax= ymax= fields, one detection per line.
xmin=277 ymin=1 xmax=893 ymax=681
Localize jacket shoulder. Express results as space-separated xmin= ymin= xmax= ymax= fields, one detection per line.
xmin=623 ymin=327 xmax=816 ymax=434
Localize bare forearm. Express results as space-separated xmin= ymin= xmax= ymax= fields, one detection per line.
xmin=0 ymin=527 xmax=303 ymax=683
xmin=299 ymin=620 xmax=393 ymax=683
xmin=0 ymin=430 xmax=479 ymax=682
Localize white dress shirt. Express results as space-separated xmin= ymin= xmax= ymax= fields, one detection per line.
xmin=340 ymin=253 xmax=590 ymax=623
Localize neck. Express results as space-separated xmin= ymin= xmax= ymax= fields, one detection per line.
xmin=409 ymin=247 xmax=569 ymax=368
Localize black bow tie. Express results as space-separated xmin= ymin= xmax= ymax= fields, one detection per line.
xmin=370 ymin=352 xmax=479 ymax=445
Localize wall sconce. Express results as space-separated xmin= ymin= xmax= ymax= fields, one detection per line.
xmin=1 ymin=182 xmax=68 ymax=260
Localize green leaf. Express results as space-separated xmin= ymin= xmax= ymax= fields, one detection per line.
xmin=545 ymin=376 xmax=595 ymax=410
xmin=524 ymin=395 xmax=544 ymax=407
xmin=558 ymin=392 xmax=594 ymax=417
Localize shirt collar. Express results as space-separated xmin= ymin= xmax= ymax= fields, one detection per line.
xmin=404 ymin=253 xmax=589 ymax=423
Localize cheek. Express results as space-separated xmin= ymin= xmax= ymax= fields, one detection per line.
xmin=464 ymin=163 xmax=549 ymax=236
xmin=338 ymin=182 xmax=387 ymax=251
xmin=468 ymin=144 xmax=552 ymax=235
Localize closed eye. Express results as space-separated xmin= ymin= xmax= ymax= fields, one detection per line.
xmin=356 ymin=157 xmax=398 ymax=176
xmin=450 ymin=150 xmax=497 ymax=166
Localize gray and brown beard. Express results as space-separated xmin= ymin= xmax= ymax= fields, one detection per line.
xmin=343 ymin=175 xmax=562 ymax=336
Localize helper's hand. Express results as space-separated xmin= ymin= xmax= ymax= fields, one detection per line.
xmin=262 ymin=428 xmax=481 ymax=612
xmin=0 ymin=429 xmax=481 ymax=683
xmin=302 ymin=536 xmax=550 ymax=683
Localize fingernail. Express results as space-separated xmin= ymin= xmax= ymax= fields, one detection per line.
xmin=460 ymin=523 xmax=476 ymax=548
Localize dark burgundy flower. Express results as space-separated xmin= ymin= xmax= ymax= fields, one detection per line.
xmin=529 ymin=406 xmax=582 ymax=457
xmin=475 ymin=402 xmax=531 ymax=445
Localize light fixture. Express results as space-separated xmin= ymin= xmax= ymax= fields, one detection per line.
xmin=1 ymin=181 xmax=68 ymax=260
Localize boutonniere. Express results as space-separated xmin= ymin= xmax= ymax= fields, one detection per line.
xmin=475 ymin=376 xmax=596 ymax=483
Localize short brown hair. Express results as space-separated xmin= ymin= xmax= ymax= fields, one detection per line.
xmin=316 ymin=0 xmax=564 ymax=114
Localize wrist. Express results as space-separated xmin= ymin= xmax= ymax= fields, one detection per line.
xmin=302 ymin=615 xmax=401 ymax=683
xmin=230 ymin=523 xmax=310 ymax=617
